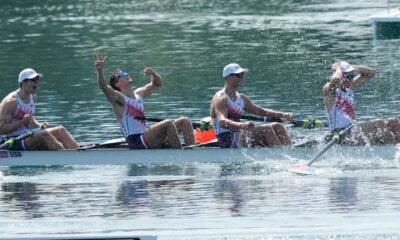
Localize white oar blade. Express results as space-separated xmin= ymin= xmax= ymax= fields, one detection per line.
xmin=288 ymin=164 xmax=317 ymax=175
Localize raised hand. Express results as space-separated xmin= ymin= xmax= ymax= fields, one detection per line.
xmin=94 ymin=53 xmax=107 ymax=72
xmin=143 ymin=67 xmax=155 ymax=76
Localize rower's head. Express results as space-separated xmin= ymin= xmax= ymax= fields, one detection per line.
xmin=222 ymin=63 xmax=248 ymax=87
xmin=18 ymin=68 xmax=42 ymax=94
xmin=110 ymin=68 xmax=132 ymax=91
xmin=340 ymin=61 xmax=357 ymax=88
xmin=331 ymin=61 xmax=357 ymax=89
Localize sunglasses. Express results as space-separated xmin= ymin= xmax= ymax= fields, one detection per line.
xmin=231 ymin=72 xmax=244 ymax=78
xmin=118 ymin=71 xmax=128 ymax=79
xmin=343 ymin=72 xmax=356 ymax=81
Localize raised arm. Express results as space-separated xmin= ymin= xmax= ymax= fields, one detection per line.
xmin=134 ymin=67 xmax=162 ymax=97
xmin=351 ymin=65 xmax=376 ymax=88
xmin=94 ymin=53 xmax=123 ymax=104
xmin=242 ymin=94 xmax=293 ymax=121
xmin=323 ymin=62 xmax=344 ymax=112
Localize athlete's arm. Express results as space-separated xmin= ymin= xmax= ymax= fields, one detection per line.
xmin=135 ymin=67 xmax=162 ymax=97
xmin=213 ymin=95 xmax=254 ymax=130
xmin=351 ymin=65 xmax=375 ymax=89
xmin=323 ymin=66 xmax=342 ymax=112
xmin=242 ymin=94 xmax=293 ymax=121
xmin=0 ymin=98 xmax=32 ymax=134
xmin=94 ymin=53 xmax=124 ymax=105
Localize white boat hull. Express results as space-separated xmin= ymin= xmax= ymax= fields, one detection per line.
xmin=0 ymin=145 xmax=398 ymax=167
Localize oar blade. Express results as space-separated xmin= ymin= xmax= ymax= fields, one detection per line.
xmin=288 ymin=164 xmax=317 ymax=175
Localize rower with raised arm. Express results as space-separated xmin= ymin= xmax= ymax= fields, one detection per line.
xmin=323 ymin=61 xmax=400 ymax=145
xmin=0 ymin=68 xmax=79 ymax=150
xmin=210 ymin=63 xmax=293 ymax=148
xmin=94 ymin=53 xmax=194 ymax=149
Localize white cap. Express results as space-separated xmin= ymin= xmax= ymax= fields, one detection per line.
xmin=222 ymin=63 xmax=248 ymax=78
xmin=340 ymin=61 xmax=356 ymax=73
xmin=18 ymin=68 xmax=42 ymax=83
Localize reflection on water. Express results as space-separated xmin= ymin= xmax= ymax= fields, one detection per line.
xmin=329 ymin=177 xmax=358 ymax=212
xmin=1 ymin=163 xmax=400 ymax=237
xmin=1 ymin=182 xmax=42 ymax=219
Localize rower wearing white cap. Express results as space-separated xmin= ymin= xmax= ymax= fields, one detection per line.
xmin=0 ymin=68 xmax=79 ymax=150
xmin=210 ymin=63 xmax=293 ymax=148
xmin=323 ymin=61 xmax=400 ymax=145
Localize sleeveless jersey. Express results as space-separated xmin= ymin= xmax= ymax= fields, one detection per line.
xmin=119 ymin=94 xmax=147 ymax=137
xmin=7 ymin=92 xmax=35 ymax=137
xmin=212 ymin=89 xmax=244 ymax=135
xmin=326 ymin=88 xmax=355 ymax=130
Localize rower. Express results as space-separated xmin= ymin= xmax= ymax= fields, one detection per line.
xmin=94 ymin=53 xmax=194 ymax=149
xmin=323 ymin=61 xmax=400 ymax=145
xmin=0 ymin=68 xmax=79 ymax=150
xmin=210 ymin=63 xmax=293 ymax=148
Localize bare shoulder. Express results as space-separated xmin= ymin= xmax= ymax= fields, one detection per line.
xmin=239 ymin=93 xmax=252 ymax=105
xmin=212 ymin=91 xmax=228 ymax=103
xmin=1 ymin=92 xmax=17 ymax=104
xmin=133 ymin=87 xmax=142 ymax=95
xmin=0 ymin=92 xmax=17 ymax=112
xmin=239 ymin=93 xmax=250 ymax=100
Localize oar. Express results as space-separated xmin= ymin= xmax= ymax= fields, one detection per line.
xmin=0 ymin=131 xmax=33 ymax=150
xmin=137 ymin=117 xmax=202 ymax=128
xmin=289 ymin=125 xmax=353 ymax=175
xmin=240 ymin=115 xmax=327 ymax=128
xmin=79 ymin=137 xmax=127 ymax=150
xmin=144 ymin=115 xmax=326 ymax=129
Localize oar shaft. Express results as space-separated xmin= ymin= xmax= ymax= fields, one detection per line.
xmin=307 ymin=138 xmax=336 ymax=166
xmin=143 ymin=115 xmax=327 ymax=129
xmin=306 ymin=125 xmax=353 ymax=166
xmin=240 ymin=115 xmax=327 ymax=128
xmin=139 ymin=117 xmax=202 ymax=128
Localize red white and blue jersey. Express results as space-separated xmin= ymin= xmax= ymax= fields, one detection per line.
xmin=7 ymin=92 xmax=35 ymax=137
xmin=212 ymin=89 xmax=244 ymax=135
xmin=119 ymin=94 xmax=147 ymax=137
xmin=326 ymin=88 xmax=355 ymax=130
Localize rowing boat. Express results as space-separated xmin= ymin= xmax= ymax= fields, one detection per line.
xmin=0 ymin=143 xmax=398 ymax=167
xmin=0 ymin=234 xmax=157 ymax=240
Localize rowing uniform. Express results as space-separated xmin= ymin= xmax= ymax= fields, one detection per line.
xmin=119 ymin=94 xmax=149 ymax=149
xmin=5 ymin=92 xmax=35 ymax=150
xmin=212 ymin=89 xmax=243 ymax=148
xmin=325 ymin=87 xmax=355 ymax=143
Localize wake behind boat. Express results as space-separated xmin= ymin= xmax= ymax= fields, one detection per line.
xmin=0 ymin=143 xmax=398 ymax=167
